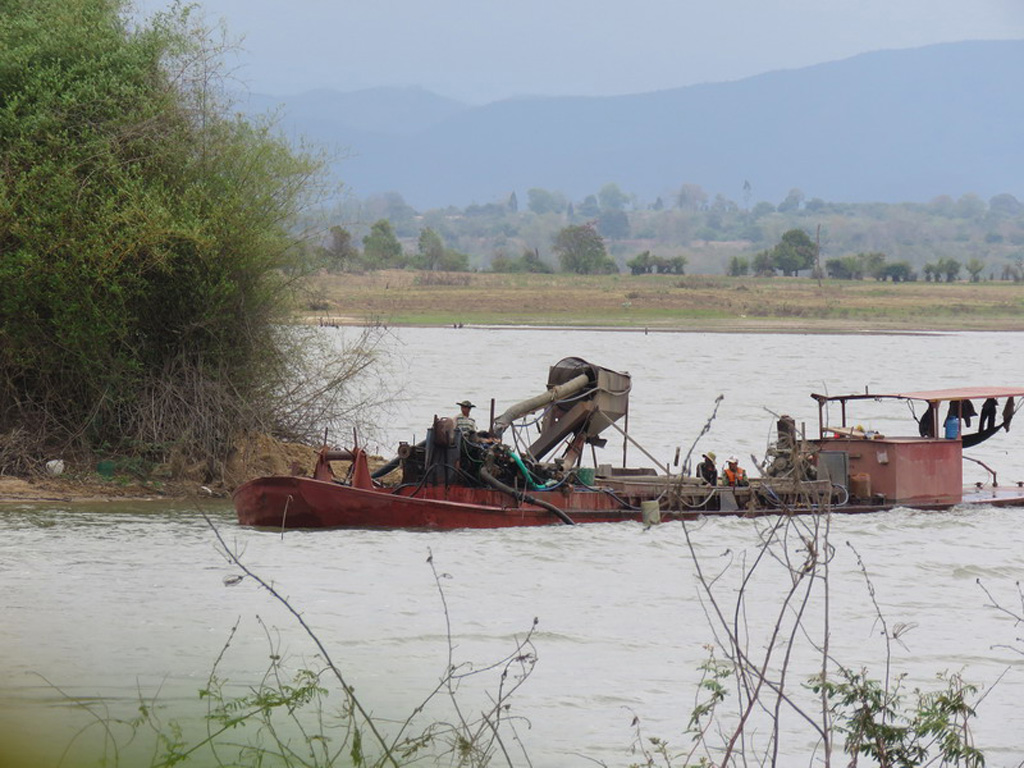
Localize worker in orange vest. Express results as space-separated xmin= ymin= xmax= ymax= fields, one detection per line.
xmin=721 ymin=455 xmax=749 ymax=487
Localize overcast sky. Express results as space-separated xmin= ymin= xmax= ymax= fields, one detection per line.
xmin=131 ymin=0 xmax=1024 ymax=103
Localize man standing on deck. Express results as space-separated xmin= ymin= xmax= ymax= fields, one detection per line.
xmin=721 ymin=456 xmax=748 ymax=487
xmin=454 ymin=400 xmax=477 ymax=433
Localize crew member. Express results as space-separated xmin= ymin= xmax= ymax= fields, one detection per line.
xmin=454 ymin=400 xmax=477 ymax=432
xmin=696 ymin=451 xmax=717 ymax=485
xmin=721 ymin=455 xmax=748 ymax=487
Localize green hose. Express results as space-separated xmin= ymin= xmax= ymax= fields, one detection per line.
xmin=509 ymin=450 xmax=551 ymax=490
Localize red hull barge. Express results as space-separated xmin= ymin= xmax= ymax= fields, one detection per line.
xmin=234 ymin=358 xmax=1024 ymax=530
xmin=233 ymin=468 xmax=686 ymax=530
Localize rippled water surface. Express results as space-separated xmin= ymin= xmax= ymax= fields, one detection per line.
xmin=3 ymin=329 xmax=1024 ymax=767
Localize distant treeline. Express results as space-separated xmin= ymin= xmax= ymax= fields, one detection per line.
xmin=305 ymin=183 xmax=1024 ymax=280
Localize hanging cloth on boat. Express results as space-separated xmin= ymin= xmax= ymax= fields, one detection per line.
xmin=918 ymin=403 xmax=936 ymax=437
xmin=947 ymin=399 xmax=977 ymax=427
xmin=979 ymin=398 xmax=998 ymax=432
xmin=962 ymin=421 xmax=1005 ymax=448
xmin=1004 ymin=397 xmax=1016 ymax=432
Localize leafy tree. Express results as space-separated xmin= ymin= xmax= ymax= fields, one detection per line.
xmin=827 ymin=252 xmax=891 ymax=281
xmin=437 ymin=249 xmax=470 ymax=272
xmin=627 ymin=251 xmax=687 ymax=275
xmin=627 ymin=251 xmax=655 ymax=275
xmin=928 ymin=195 xmax=957 ymax=217
xmin=364 ymin=192 xmax=417 ymax=235
xmin=825 ymin=251 xmax=886 ymax=281
xmin=1010 ymin=253 xmax=1024 ymax=282
xmin=923 ymin=263 xmax=938 ymax=282
xmin=527 ymin=188 xmax=567 ymax=215
xmin=727 ymin=256 xmax=750 ymax=276
xmin=771 ymin=229 xmax=817 ymax=276
xmin=936 ymin=257 xmax=962 ymax=283
xmin=507 ymin=191 xmax=518 ymax=213
xmin=597 ymin=209 xmax=631 ymax=240
xmin=826 ymin=256 xmax=857 ymax=280
xmin=777 ymin=188 xmax=804 ymax=213
xmin=416 ymin=227 xmax=446 ymax=271
xmin=663 ymin=255 xmax=688 ymax=275
xmin=812 ymin=669 xmax=984 ymax=768
xmin=520 ymin=248 xmax=553 ymax=273
xmin=322 ymin=226 xmax=359 ymax=272
xmin=676 ymin=183 xmax=708 ymax=212
xmin=598 ymin=182 xmax=630 ymax=211
xmin=362 ymin=219 xmax=404 ymax=269
xmin=989 ymin=193 xmax=1023 ymax=217
xmin=954 ymin=193 xmax=986 ymax=220
xmin=491 ymin=248 xmax=552 ymax=274
xmin=862 ymin=252 xmax=888 ymax=280
xmin=710 ymin=194 xmax=739 ymax=214
xmin=553 ymin=224 xmax=616 ymax=274
xmin=738 ymin=220 xmax=764 ymax=242
xmin=966 ymin=258 xmax=985 ymax=283
xmin=878 ymin=261 xmax=913 ymax=282
xmin=0 ymin=0 xmax=331 ymax=467
xmin=578 ymin=195 xmax=601 ymax=218
xmin=752 ymin=250 xmax=776 ymax=277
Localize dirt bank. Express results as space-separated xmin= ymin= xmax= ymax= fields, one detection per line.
xmin=0 ymin=434 xmax=398 ymax=505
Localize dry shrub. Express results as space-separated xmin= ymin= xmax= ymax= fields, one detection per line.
xmin=0 ymin=427 xmax=41 ymax=475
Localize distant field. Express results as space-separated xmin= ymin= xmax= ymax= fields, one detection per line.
xmin=301 ymin=270 xmax=1024 ymax=332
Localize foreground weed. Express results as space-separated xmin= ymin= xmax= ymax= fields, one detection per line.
xmin=54 ymin=515 xmax=537 ymax=767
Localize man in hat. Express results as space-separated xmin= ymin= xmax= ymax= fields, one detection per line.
xmin=454 ymin=400 xmax=477 ymax=433
xmin=696 ymin=451 xmax=717 ymax=486
xmin=721 ymin=455 xmax=748 ymax=487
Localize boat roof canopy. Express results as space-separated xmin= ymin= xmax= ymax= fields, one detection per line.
xmin=811 ymin=386 xmax=1024 ymax=405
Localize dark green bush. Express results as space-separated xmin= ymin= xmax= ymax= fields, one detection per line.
xmin=0 ymin=0 xmax=325 ymax=469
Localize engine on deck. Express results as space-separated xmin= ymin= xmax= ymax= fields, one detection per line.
xmin=397 ymin=418 xmax=566 ymax=490
xmin=396 ymin=357 xmax=631 ymax=491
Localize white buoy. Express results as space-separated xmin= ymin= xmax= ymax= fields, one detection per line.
xmin=640 ymin=500 xmax=661 ymax=525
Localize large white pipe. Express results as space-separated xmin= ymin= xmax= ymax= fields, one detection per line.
xmin=493 ymin=373 xmax=591 ymax=435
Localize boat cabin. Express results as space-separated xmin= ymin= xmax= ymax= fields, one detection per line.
xmin=810 ymin=387 xmax=1022 ymax=506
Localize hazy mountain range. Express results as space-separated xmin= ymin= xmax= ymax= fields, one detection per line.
xmin=242 ymin=40 xmax=1024 ymax=210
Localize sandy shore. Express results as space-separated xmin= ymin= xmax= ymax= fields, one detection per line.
xmin=0 ymin=475 xmax=217 ymax=504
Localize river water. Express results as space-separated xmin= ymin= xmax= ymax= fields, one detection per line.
xmin=3 ymin=328 xmax=1024 ymax=767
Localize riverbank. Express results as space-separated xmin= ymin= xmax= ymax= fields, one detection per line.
xmin=302 ymin=270 xmax=1024 ymax=331
xmin=0 ymin=474 xmax=202 ymax=503
xmin=0 ymin=434 xmax=394 ymax=504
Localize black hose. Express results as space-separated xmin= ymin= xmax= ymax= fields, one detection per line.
xmin=371 ymin=439 xmax=427 ymax=479
xmin=371 ymin=456 xmax=401 ymax=479
xmin=479 ymin=466 xmax=576 ymax=525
